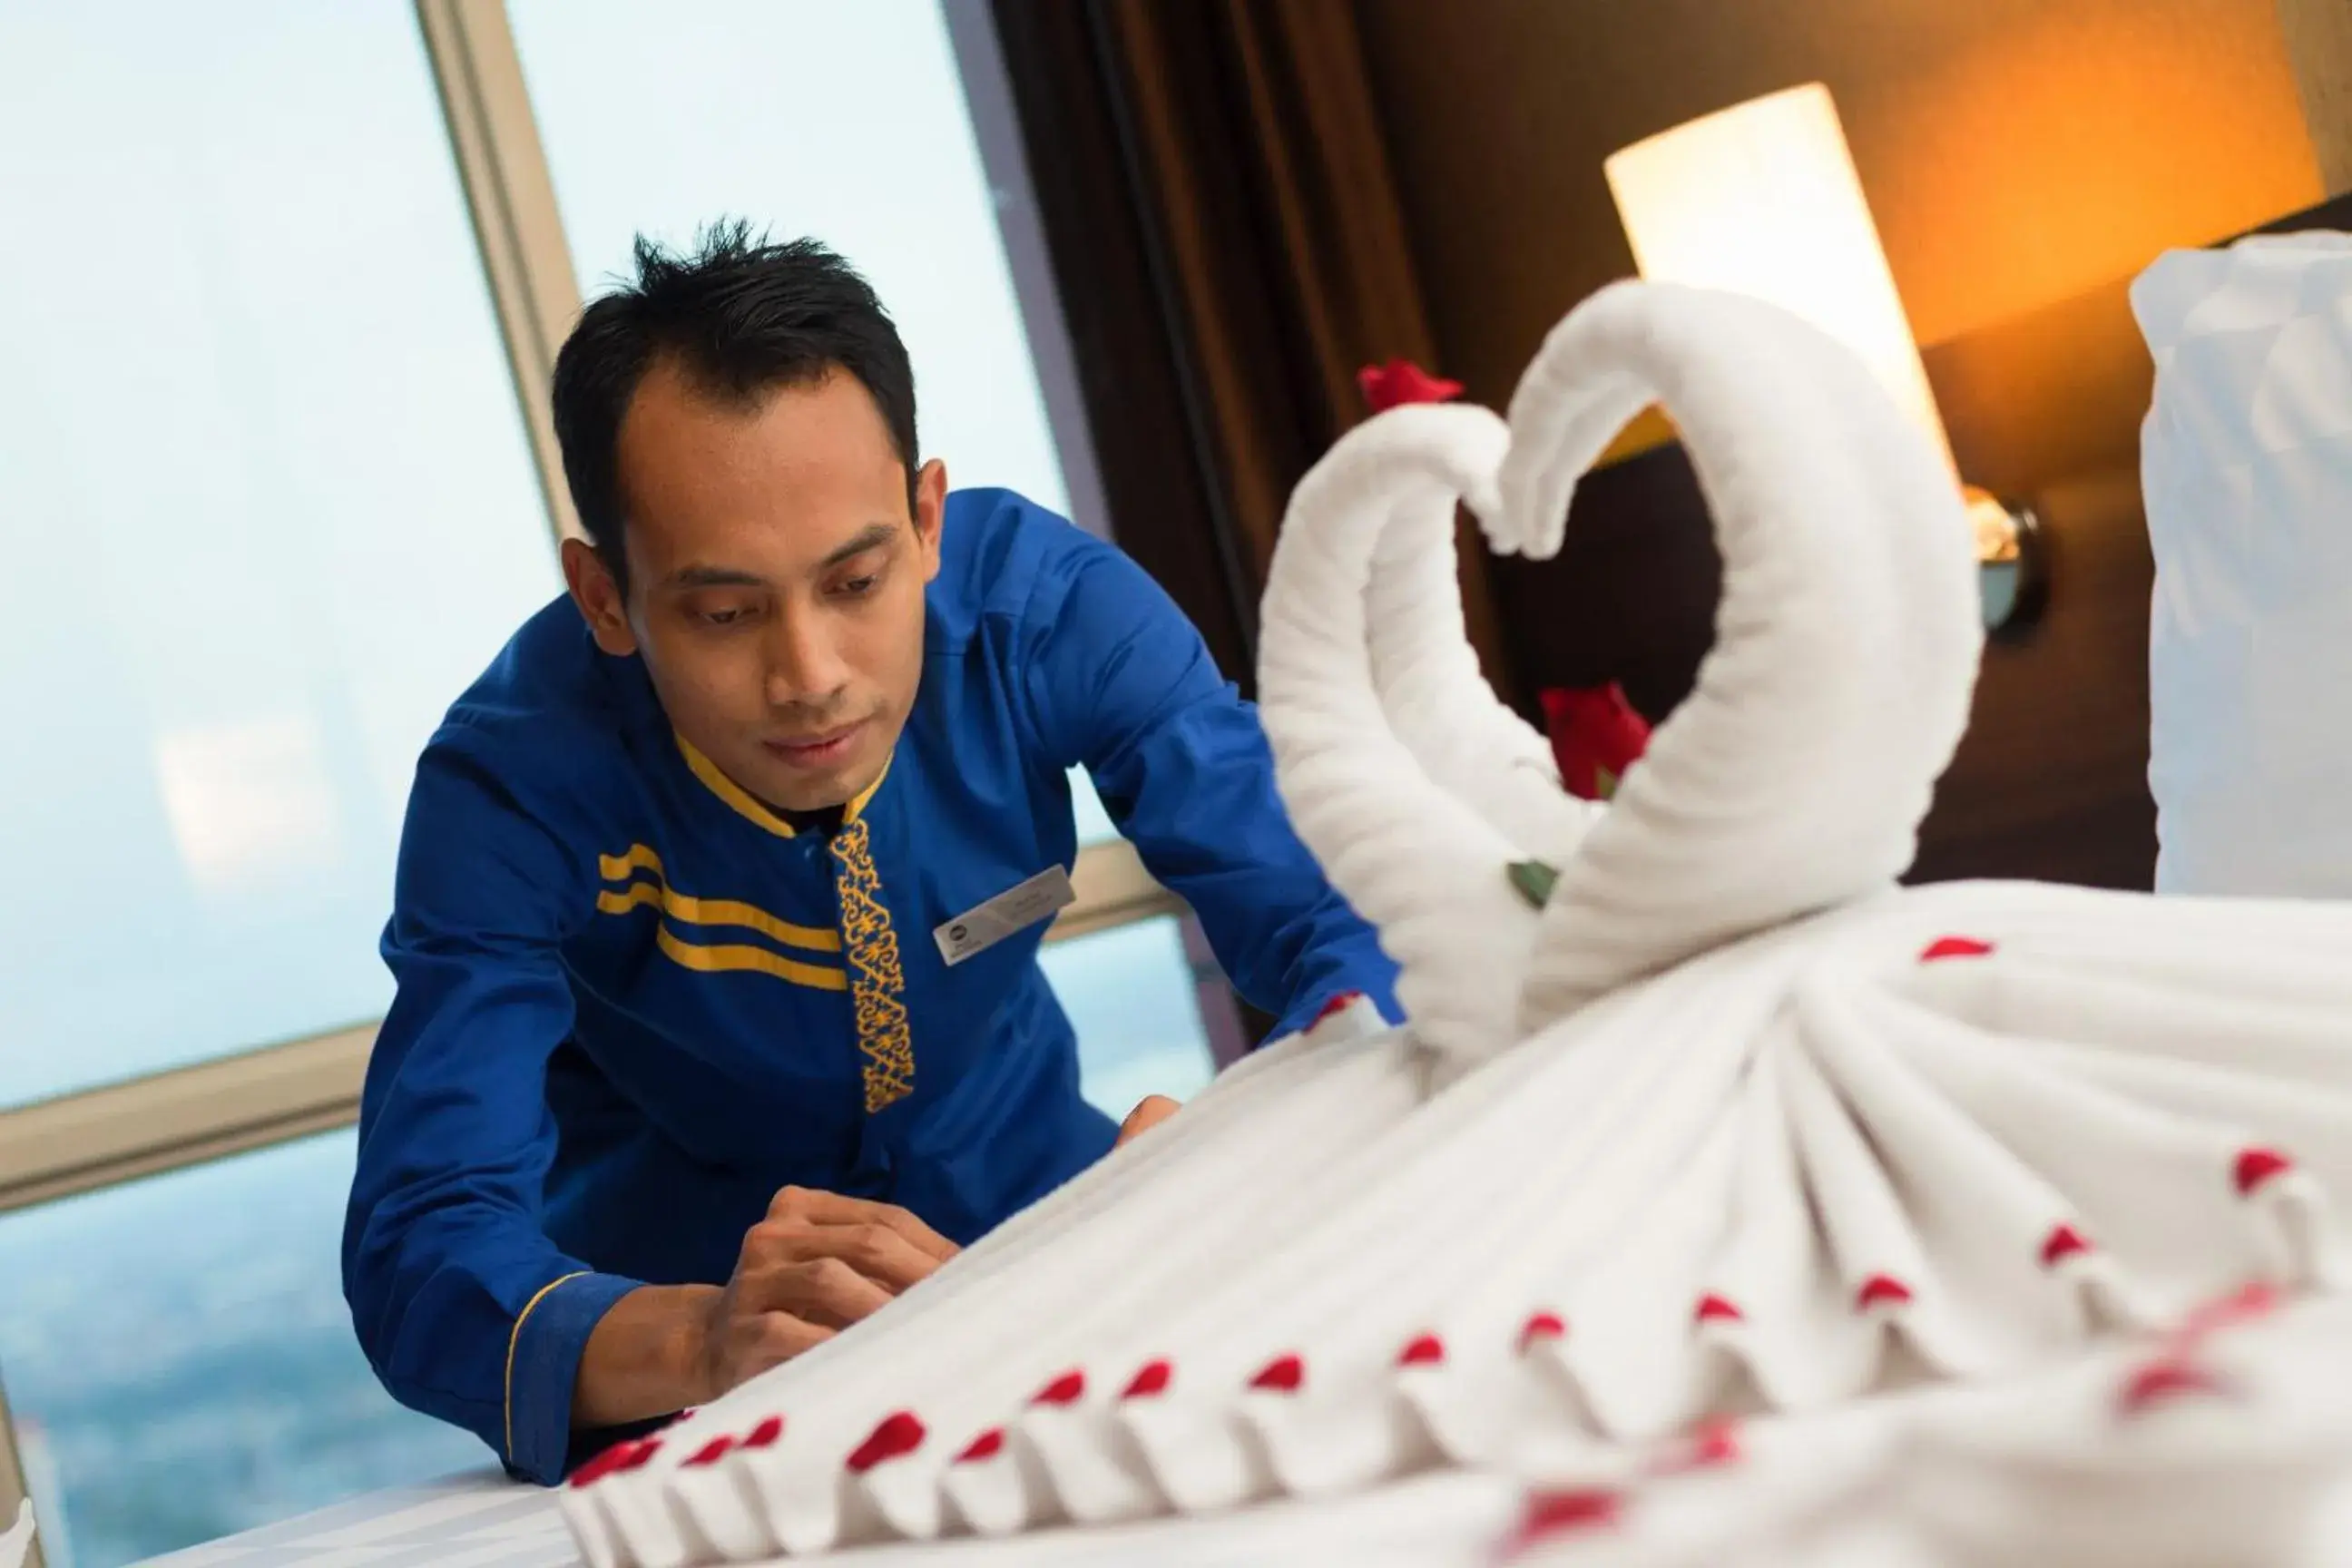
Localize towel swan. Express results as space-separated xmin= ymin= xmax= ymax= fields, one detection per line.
xmin=559 ymin=282 xmax=2352 ymax=1568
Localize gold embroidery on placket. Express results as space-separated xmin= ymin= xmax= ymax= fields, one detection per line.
xmin=829 ymin=817 xmax=915 ymax=1112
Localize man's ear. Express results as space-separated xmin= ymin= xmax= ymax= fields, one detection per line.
xmin=563 ymin=536 xmax=639 ymax=656
xmin=912 ymin=458 xmax=948 ymax=582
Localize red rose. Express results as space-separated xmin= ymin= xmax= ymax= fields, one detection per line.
xmin=1539 ymin=684 xmax=1651 ymax=801
xmin=1356 ymin=358 xmax=1464 ymax=414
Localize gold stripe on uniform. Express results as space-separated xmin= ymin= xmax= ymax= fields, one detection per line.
xmin=594 ymin=855 xmax=841 ymax=954
xmin=597 ymin=843 xmax=664 ymax=881
xmin=653 ymin=924 xmax=848 ymax=991
xmin=504 ymin=1270 xmax=591 ymax=1465
xmin=595 ymin=841 xmax=847 ymax=987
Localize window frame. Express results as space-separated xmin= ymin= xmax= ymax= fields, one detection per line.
xmin=0 ymin=838 xmax=1174 ymax=1219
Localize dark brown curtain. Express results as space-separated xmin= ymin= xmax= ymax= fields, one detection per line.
xmin=990 ymin=0 xmax=1515 ymax=702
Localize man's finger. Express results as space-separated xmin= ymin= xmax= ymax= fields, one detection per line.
xmin=766 ymin=1185 xmax=960 ymax=1262
xmin=733 ymin=1251 xmax=897 ymax=1327
xmin=828 ymin=1220 xmax=952 ymax=1292
xmin=730 ymin=1312 xmax=835 ymax=1387
xmin=788 ymin=1255 xmax=897 ymax=1328
xmin=1115 ymin=1093 xmax=1181 ymax=1147
xmin=748 ymin=1218 xmax=946 ymax=1293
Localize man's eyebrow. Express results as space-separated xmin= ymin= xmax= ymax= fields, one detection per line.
xmin=819 ymin=522 xmax=899 ymax=569
xmin=662 ymin=564 xmax=767 ymax=591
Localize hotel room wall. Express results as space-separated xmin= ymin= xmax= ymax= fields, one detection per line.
xmin=1349 ymin=0 xmax=2330 ymax=889
xmin=1356 ymin=0 xmax=2322 ymax=428
xmin=2278 ymin=0 xmax=2352 ymax=192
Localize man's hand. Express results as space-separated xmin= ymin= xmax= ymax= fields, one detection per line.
xmin=691 ymin=1186 xmax=958 ymax=1401
xmin=1116 ymin=1093 xmax=1181 ymax=1147
xmin=578 ymin=1114 xmax=1179 ymax=1434
xmin=573 ymin=1185 xmax=956 ymax=1430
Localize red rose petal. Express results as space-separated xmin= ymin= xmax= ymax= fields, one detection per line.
xmin=2234 ymin=1147 xmax=2295 ymax=1196
xmin=1654 ymin=1416 xmax=1743 ymax=1473
xmin=1313 ymin=990 xmax=1364 ymax=1025
xmin=1032 ymin=1368 xmax=1086 ymax=1406
xmin=2118 ymin=1359 xmax=2229 ymax=1416
xmin=1693 ymin=1293 xmax=1744 ymax=1325
xmin=741 ymin=1415 xmax=785 ymax=1450
xmin=1122 ymin=1358 xmax=1174 ymax=1399
xmin=845 ymin=1411 xmax=926 ymax=1473
xmin=2180 ymin=1280 xmax=2281 ymax=1342
xmin=1538 ymin=684 xmax=1651 ymax=801
xmin=1691 ymin=1418 xmax=1741 ymax=1466
xmin=567 ymin=1441 xmax=632 ymax=1488
xmin=1854 ymin=1274 xmax=1914 ymax=1310
xmin=1518 ymin=1310 xmax=1568 ymax=1351
xmin=1920 ymin=936 xmax=1995 ymax=962
xmin=2039 ymin=1223 xmax=2092 ymax=1268
xmin=683 ymin=1435 xmax=735 ymax=1468
xmin=1506 ymin=1487 xmax=1623 ymax=1553
xmin=954 ymin=1427 xmax=1005 ymax=1464
xmin=1248 ymin=1353 xmax=1305 ymax=1393
xmin=1357 ymin=359 xmax=1464 ymax=414
xmin=1396 ymin=1333 xmax=1446 ymax=1367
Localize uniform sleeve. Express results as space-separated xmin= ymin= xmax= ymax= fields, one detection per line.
xmin=343 ymin=727 xmax=642 ymax=1485
xmin=1021 ymin=530 xmax=1401 ymax=1042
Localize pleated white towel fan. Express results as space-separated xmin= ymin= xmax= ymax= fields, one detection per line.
xmin=0 ymin=1500 xmax=34 ymax=1568
xmin=558 ymin=281 xmax=2352 ymax=1568
xmin=1508 ymin=1293 xmax=2352 ymax=1568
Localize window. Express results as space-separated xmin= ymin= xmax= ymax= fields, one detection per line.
xmin=506 ymin=0 xmax=1073 ymax=517
xmin=0 ymin=0 xmax=558 ymax=1110
xmin=1051 ymin=916 xmax=1218 ymax=1120
xmin=0 ymin=1135 xmax=485 ymax=1568
xmin=1072 ymin=768 xmax=1120 ymax=847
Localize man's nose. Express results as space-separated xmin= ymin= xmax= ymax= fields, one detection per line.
xmin=763 ymin=607 xmax=849 ymax=708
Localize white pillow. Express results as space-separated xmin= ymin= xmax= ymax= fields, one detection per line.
xmin=2132 ymin=232 xmax=2352 ymax=897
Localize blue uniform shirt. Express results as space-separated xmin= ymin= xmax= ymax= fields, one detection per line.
xmin=344 ymin=489 xmax=1398 ymax=1484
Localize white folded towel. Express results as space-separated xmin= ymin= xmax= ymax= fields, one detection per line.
xmin=558 ymin=281 xmax=2352 ymax=1568
xmin=0 ymin=1499 xmax=34 ymax=1568
xmin=1513 ymin=1294 xmax=2352 ymax=1568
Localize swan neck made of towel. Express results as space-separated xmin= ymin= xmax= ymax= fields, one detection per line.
xmin=1492 ymin=280 xmax=1983 ymax=1028
xmin=1258 ymin=406 xmax=1592 ymax=1065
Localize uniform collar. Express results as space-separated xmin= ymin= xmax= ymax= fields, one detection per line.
xmin=673 ymin=730 xmax=892 ymax=838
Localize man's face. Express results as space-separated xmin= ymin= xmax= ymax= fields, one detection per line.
xmin=564 ymin=360 xmax=946 ymax=813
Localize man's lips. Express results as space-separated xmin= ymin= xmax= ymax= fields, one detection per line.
xmin=761 ymin=722 xmax=862 ymax=767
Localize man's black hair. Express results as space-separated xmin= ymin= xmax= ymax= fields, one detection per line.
xmin=550 ymin=220 xmax=919 ymax=594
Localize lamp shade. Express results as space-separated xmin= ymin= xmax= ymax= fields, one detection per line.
xmin=1604 ymin=83 xmax=1956 ymax=483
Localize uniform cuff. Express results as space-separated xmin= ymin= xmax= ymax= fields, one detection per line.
xmin=505 ymin=1269 xmax=642 ymax=1485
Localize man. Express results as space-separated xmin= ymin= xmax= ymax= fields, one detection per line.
xmin=343 ymin=224 xmax=1398 ymax=1484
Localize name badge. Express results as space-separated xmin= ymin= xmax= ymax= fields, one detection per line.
xmin=934 ymin=866 xmax=1077 ymax=965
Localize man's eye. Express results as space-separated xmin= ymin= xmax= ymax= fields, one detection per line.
xmin=835 ymin=574 xmax=880 ymax=598
xmin=698 ymin=606 xmax=753 ymax=627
